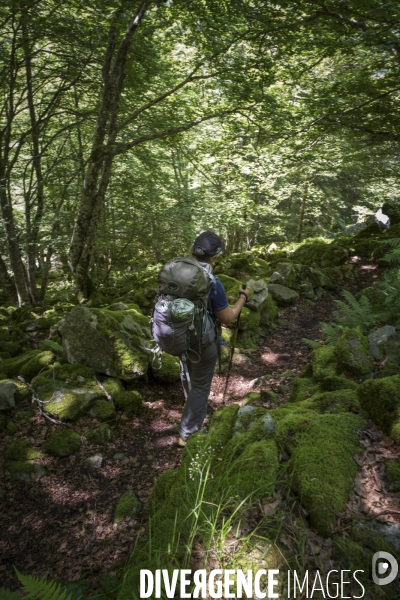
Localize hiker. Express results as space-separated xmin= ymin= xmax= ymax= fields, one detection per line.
xmin=177 ymin=231 xmax=251 ymax=447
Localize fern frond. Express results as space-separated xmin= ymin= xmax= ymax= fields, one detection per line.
xmin=378 ymin=237 xmax=400 ymax=248
xmin=333 ymin=290 xmax=375 ymax=333
xmin=301 ymin=338 xmax=321 ymax=348
xmin=0 ymin=589 xmax=21 ymax=600
xmin=39 ymin=340 xmax=63 ymax=355
xmin=16 ymin=571 xmax=78 ymax=600
xmin=382 ymin=249 xmax=400 ymax=265
xmin=320 ymin=322 xmax=343 ymax=345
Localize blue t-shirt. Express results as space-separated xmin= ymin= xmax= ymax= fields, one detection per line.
xmin=209 ymin=277 xmax=228 ymax=312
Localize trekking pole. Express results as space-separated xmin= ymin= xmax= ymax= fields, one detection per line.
xmin=222 ymin=283 xmax=247 ymax=403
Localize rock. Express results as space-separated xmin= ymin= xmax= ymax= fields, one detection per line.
xmin=277 ymin=384 xmax=290 ymax=394
xmin=290 ymin=378 xmax=319 ymax=403
xmin=334 ymin=328 xmax=374 ymax=376
xmin=59 ymin=305 xmax=151 ymax=381
xmin=36 ymin=381 xmax=103 ymax=421
xmin=42 ymin=429 xmax=82 ymax=457
xmin=113 ymin=452 xmax=129 ymax=465
xmin=245 ymin=279 xmax=269 ymax=312
xmin=267 ymin=284 xmax=299 ymax=306
xmin=109 ymin=302 xmax=128 ymax=311
xmin=33 ymin=464 xmax=47 ymax=479
xmin=241 ymin=391 xmax=261 ymax=405
xmin=312 ymin=345 xmax=339 ymax=382
xmin=113 ymin=390 xmax=144 ymax=416
xmin=85 ymin=423 xmax=114 ymax=445
xmin=84 ymin=454 xmax=103 ymax=470
xmin=0 ymin=381 xmax=18 ymax=410
xmin=368 ymin=326 xmax=397 ymax=359
xmin=382 ymin=332 xmax=400 ymax=376
xmin=114 ymin=490 xmax=142 ymax=523
xmin=356 ymin=520 xmax=400 ymax=554
xmin=357 ymin=375 xmax=400 ymax=443
xmin=269 ymin=263 xmax=296 ymax=287
xmin=320 ymin=376 xmax=358 ymax=392
xmin=233 ymin=353 xmax=252 ymax=366
xmin=152 ymin=353 xmax=181 ymax=383
xmin=260 ymin=412 xmax=276 ymax=434
xmin=260 ymin=390 xmax=278 ymax=404
xmin=250 ymin=374 xmax=271 ymax=388
xmin=89 ymin=399 xmax=116 ymax=422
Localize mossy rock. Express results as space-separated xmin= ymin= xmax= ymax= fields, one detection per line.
xmin=385 ymin=459 xmax=400 ymax=492
xmin=6 ymin=420 xmax=17 ymax=435
xmin=239 ymin=307 xmax=261 ymax=332
xmin=309 ymin=388 xmax=360 ymax=414
xmin=290 ymin=378 xmax=320 ymax=402
xmin=59 ymin=305 xmax=151 ymax=381
xmin=291 ymin=241 xmax=349 ymax=267
xmin=89 ymin=399 xmax=116 ymax=422
xmin=6 ymin=439 xmax=41 ymax=461
xmin=357 ymin=375 xmax=400 ymax=442
xmin=225 ymin=440 xmax=278 ymax=501
xmin=0 ymin=350 xmax=43 ymax=380
xmin=216 ymin=274 xmax=242 ymax=304
xmin=85 ymin=423 xmax=114 ymax=445
xmin=101 ymin=377 xmax=125 ymax=396
xmin=241 ymin=391 xmax=261 ymax=405
xmin=320 ymin=376 xmax=358 ymax=392
xmin=312 ymin=345 xmax=340 ymax=382
xmin=20 ymin=351 xmax=57 ymax=382
xmin=152 ymin=353 xmax=180 ymax=383
xmin=87 ymin=290 xmax=109 ymax=307
xmin=0 ymin=340 xmax=21 ymax=357
xmin=334 ymin=328 xmax=374 ymax=377
xmin=45 ymin=363 xmax=95 ymax=382
xmin=264 ymin=293 xmax=279 ymax=322
xmin=279 ymin=411 xmax=364 ymax=536
xmin=114 ymin=490 xmax=141 ymax=523
xmin=37 ymin=381 xmax=102 ymax=421
xmin=14 ymin=409 xmax=35 ymax=423
xmin=42 ymin=429 xmax=82 ymax=457
xmin=113 ymin=390 xmax=143 ymax=416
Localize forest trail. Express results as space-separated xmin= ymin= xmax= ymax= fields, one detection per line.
xmin=1 ymin=257 xmax=399 ymax=592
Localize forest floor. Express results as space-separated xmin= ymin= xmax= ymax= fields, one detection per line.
xmin=1 ymin=258 xmax=400 ymax=592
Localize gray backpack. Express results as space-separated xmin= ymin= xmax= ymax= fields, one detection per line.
xmin=150 ymin=257 xmax=216 ymax=388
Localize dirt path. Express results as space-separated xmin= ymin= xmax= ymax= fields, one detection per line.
xmin=1 ymin=258 xmax=398 ymax=592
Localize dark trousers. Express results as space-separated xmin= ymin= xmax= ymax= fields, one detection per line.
xmin=179 ymin=340 xmax=218 ymax=441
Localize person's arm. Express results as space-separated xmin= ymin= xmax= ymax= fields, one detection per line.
xmin=214 ymin=286 xmax=251 ymax=325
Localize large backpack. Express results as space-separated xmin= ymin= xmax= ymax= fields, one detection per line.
xmin=149 ymin=257 xmax=216 ymax=390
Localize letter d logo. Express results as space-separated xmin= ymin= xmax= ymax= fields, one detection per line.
xmin=372 ymin=551 xmax=398 ymax=586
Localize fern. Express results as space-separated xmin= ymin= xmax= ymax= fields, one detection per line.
xmin=301 ymin=337 xmax=321 ymax=348
xmin=320 ymin=322 xmax=344 ymax=345
xmin=0 ymin=589 xmax=21 ymax=600
xmin=333 ymin=290 xmax=376 ymax=334
xmin=382 ymin=248 xmax=400 ymax=265
xmin=39 ymin=340 xmax=63 ymax=355
xmin=15 ymin=571 xmax=80 ymax=600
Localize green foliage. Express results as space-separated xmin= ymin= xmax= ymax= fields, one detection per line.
xmin=0 ymin=588 xmax=21 ymax=599
xmin=39 ymin=340 xmax=63 ymax=355
xmin=2 ymin=570 xmax=81 ymax=600
xmin=381 ymin=237 xmax=400 ymax=265
xmin=333 ymin=290 xmax=376 ymax=335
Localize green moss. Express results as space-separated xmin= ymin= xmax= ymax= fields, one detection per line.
xmin=301 ymin=363 xmax=313 ymax=377
xmin=50 ymin=363 xmax=95 ymax=381
xmin=242 ymin=391 xmax=261 ymax=405
xmin=6 ymin=460 xmax=36 ymax=474
xmin=113 ymin=390 xmax=143 ymax=416
xmin=102 ymin=377 xmax=124 ymax=396
xmin=6 ymin=420 xmax=17 ymax=435
xmin=0 ymin=340 xmax=20 ymax=357
xmin=239 ymin=307 xmax=261 ymax=332
xmin=89 ymin=399 xmax=116 ymax=421
xmin=148 ymin=470 xmax=179 ymax=516
xmin=152 ymin=353 xmax=180 ymax=383
xmin=385 ymin=459 xmax=400 ymax=492
xmin=207 ymin=403 xmax=240 ymax=449
xmin=334 ymin=537 xmax=371 ymax=575
xmin=6 ymin=439 xmax=41 ymax=461
xmin=87 ymin=290 xmax=109 ymax=307
xmin=42 ymin=429 xmax=82 ymax=457
xmin=264 ymin=293 xmax=279 ymax=322
xmin=290 ymin=378 xmax=320 ymax=402
xmin=85 ymin=423 xmax=114 ymax=444
xmin=114 ymin=490 xmax=141 ymax=522
xmin=310 ymin=388 xmax=360 ymax=414
xmin=224 ymin=440 xmax=279 ymax=501
xmin=20 ymin=350 xmax=56 ymax=381
xmin=217 ymin=274 xmax=242 ymax=304
xmin=39 ymin=382 xmax=98 ymax=421
xmin=312 ymin=345 xmax=339 ymax=382
xmin=320 ymin=376 xmax=358 ymax=392
xmin=0 ymin=350 xmax=43 ymax=379
xmin=334 ymin=328 xmax=374 ymax=376
xmin=0 ymin=351 xmax=11 ymax=359
xmin=14 ymin=409 xmax=35 ymax=423
xmin=287 ymin=412 xmax=364 ymax=536
xmin=357 ymin=375 xmax=400 ymax=438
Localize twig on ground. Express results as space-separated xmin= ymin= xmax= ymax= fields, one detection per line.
xmin=95 ymin=376 xmax=115 ymax=406
xmin=17 ymin=375 xmax=67 ymax=426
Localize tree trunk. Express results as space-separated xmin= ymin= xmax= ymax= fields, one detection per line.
xmin=69 ymin=0 xmax=154 ymax=300
xmin=0 ymin=254 xmax=18 ymax=305
xmin=296 ymin=181 xmax=309 ymax=243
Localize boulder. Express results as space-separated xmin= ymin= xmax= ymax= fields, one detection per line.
xmin=267 ymin=284 xmax=299 ymax=306
xmin=368 ymin=325 xmax=397 ymax=359
xmin=59 ymin=305 xmax=151 ymax=381
xmin=0 ymin=380 xmax=18 ymax=410
xmin=35 ymin=380 xmax=104 ymax=421
xmin=334 ymin=328 xmax=374 ymax=376
xmin=114 ymin=490 xmax=142 ymax=523
xmin=43 ymin=429 xmax=82 ymax=457
xmin=357 ymin=375 xmax=400 ymax=443
xmin=245 ymin=278 xmax=269 ymax=312
xmin=269 ymin=263 xmax=296 ymax=288
xmin=85 ymin=423 xmax=114 ymax=444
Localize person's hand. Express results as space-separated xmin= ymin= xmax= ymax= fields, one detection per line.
xmin=239 ymin=286 xmax=252 ymax=302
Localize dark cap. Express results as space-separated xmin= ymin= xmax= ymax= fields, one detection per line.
xmin=193 ymin=231 xmax=225 ymax=258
